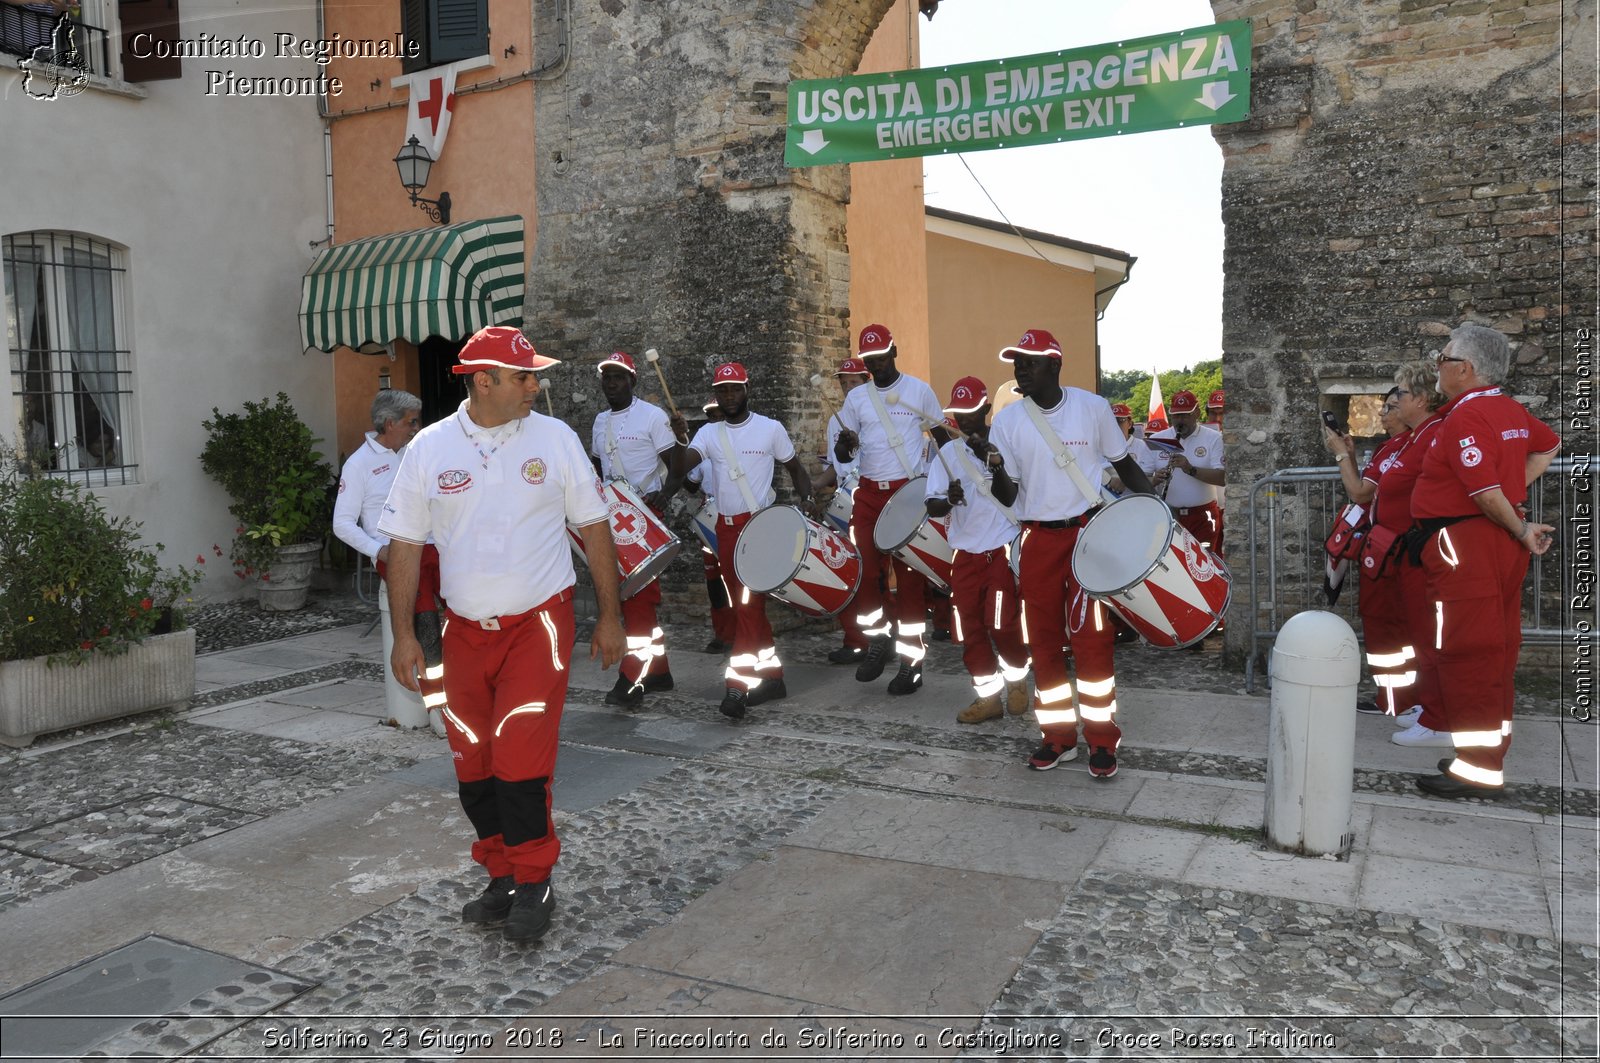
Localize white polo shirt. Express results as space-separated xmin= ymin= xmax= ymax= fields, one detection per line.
xmin=591 ymin=398 xmax=676 ymax=493
xmin=333 ymin=432 xmax=402 ymax=560
xmin=924 ymin=437 xmax=1016 ymax=553
xmin=837 ymin=373 xmax=942 ymax=482
xmin=989 ymin=389 xmax=1128 ymax=521
xmin=378 ymin=403 xmax=608 ymax=620
xmin=1157 ymin=423 xmax=1224 ymax=508
xmin=686 ymin=414 xmax=795 ymax=517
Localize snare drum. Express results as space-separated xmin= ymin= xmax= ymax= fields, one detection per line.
xmin=688 ymin=493 xmax=719 ymax=553
xmin=824 ymin=468 xmax=858 ymax=536
xmin=568 ymin=478 xmax=682 ymax=600
xmin=1070 ymin=494 xmax=1231 ymax=648
xmin=733 ymin=505 xmax=862 ymax=618
xmin=871 ymin=476 xmax=953 ymax=592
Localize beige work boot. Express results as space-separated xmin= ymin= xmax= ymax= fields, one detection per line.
xmin=957 ymin=693 xmax=1004 ymax=724
xmin=1006 ymin=682 xmax=1031 ymax=716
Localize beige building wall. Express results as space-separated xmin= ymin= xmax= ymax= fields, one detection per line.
xmin=845 ymin=0 xmax=930 ymax=380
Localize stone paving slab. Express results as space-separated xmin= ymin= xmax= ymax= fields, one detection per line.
xmin=245 ymin=708 xmax=392 ymax=744
xmin=616 ymin=845 xmax=1064 ymax=1017
xmin=1359 ymin=851 xmax=1556 ymax=939
xmin=785 ymin=792 xmax=1114 ymax=883
xmin=1090 ymin=823 xmax=1206 ymax=879
xmin=0 ymin=793 xmax=260 ymax=875
xmin=555 ymin=745 xmax=681 ymax=814
xmin=1367 ymin=804 xmax=1543 ymax=874
xmin=263 ymin=678 xmax=387 ymax=710
xmin=1184 ymin=836 xmax=1366 ymax=908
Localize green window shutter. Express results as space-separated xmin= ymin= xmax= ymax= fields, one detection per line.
xmin=428 ymin=0 xmax=486 ymax=65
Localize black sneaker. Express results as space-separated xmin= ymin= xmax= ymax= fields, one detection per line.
xmin=703 ymin=639 xmax=730 ymax=655
xmin=886 ymin=661 xmax=923 ymax=695
xmin=855 ymin=637 xmax=893 ymax=682
xmin=461 ymin=874 xmax=515 ymax=925
xmin=747 ymin=678 xmax=787 ymax=706
xmin=603 ymin=676 xmax=642 ymax=709
xmin=1027 ymin=741 xmax=1079 ymax=771
xmin=641 ymin=672 xmax=675 ymax=693
xmin=1355 ymin=700 xmax=1384 ymax=715
xmin=503 ymin=878 xmax=555 ymax=944
xmin=1088 ymin=745 xmax=1118 ymax=779
xmin=719 ymin=688 xmax=748 ymax=720
xmin=827 ymin=645 xmax=865 ymax=665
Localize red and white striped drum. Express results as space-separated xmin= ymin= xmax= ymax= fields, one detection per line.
xmin=688 ymin=492 xmax=719 ymax=553
xmin=1070 ymin=493 xmax=1231 ymax=649
xmin=733 ymin=505 xmax=862 ymax=618
xmin=568 ymin=478 xmax=682 ymax=600
xmin=824 ymin=468 xmax=858 ymax=537
xmin=872 ymin=475 xmax=953 ymax=593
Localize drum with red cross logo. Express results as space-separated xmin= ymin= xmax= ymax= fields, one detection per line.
xmin=568 ymin=478 xmax=682 ymax=599
xmin=733 ymin=505 xmax=862 ymax=618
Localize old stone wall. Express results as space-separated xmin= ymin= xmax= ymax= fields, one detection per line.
xmin=1210 ymin=0 xmax=1595 ymax=655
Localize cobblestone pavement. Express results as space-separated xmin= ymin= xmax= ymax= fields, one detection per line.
xmin=0 ymin=590 xmax=1593 ymax=1061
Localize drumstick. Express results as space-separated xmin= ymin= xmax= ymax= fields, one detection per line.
xmin=541 ymin=378 xmax=555 ymax=417
xmin=809 ymin=373 xmax=841 ymax=425
xmin=642 ymin=348 xmax=680 ymax=418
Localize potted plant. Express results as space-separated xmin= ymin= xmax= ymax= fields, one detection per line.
xmin=200 ymin=393 xmax=335 ymax=611
xmin=0 ymin=449 xmax=200 ymax=746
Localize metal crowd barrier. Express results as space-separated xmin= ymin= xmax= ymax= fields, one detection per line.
xmin=1243 ymin=455 xmax=1592 ymax=692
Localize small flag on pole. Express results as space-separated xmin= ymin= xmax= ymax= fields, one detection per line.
xmin=1148 ymin=368 xmax=1168 ymax=426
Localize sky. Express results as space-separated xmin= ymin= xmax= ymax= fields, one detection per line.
xmin=917 ymin=0 xmax=1225 ymax=374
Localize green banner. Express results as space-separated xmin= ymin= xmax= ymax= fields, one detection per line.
xmin=785 ymin=20 xmax=1251 ymax=167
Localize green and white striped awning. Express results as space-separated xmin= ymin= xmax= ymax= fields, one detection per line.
xmin=300 ymin=215 xmax=525 ymax=352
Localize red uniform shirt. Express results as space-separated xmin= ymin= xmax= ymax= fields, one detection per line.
xmin=1359 ymin=432 xmax=1409 ymax=529
xmin=1411 ymin=387 xmax=1560 ymax=518
xmin=1369 ymin=414 xmax=1444 ymax=532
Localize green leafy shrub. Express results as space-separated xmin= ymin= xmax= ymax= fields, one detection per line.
xmin=200 ymin=393 xmax=334 ymax=581
xmin=0 ymin=451 xmax=199 ymax=663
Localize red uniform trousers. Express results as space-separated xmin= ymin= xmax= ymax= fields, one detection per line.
xmin=1397 ymin=558 xmax=1445 ymax=728
xmin=1018 ymin=521 xmax=1121 ymax=751
xmin=618 ymin=578 xmax=670 ymax=688
xmin=378 ymin=544 xmax=447 ymax=710
xmin=440 ymin=589 xmax=575 ymax=885
xmin=949 ymin=546 xmax=1029 ymax=696
xmin=699 ymin=544 xmax=738 ymax=646
xmin=850 ymin=479 xmax=928 ymax=663
xmin=1357 ymin=565 xmax=1428 ymax=716
xmin=1172 ymin=502 xmax=1221 ymax=552
xmin=717 ymin=511 xmax=783 ymax=694
xmin=1423 ymin=517 xmax=1528 ymax=786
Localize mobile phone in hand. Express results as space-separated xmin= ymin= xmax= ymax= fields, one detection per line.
xmin=1320 ymin=410 xmax=1344 ymax=434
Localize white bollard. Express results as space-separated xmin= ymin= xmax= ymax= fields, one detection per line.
xmin=378 ymin=586 xmax=430 ymax=729
xmin=1264 ymin=609 xmax=1361 ymax=856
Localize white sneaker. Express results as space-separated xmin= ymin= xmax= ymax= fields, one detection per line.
xmin=1391 ymin=722 xmax=1453 ymax=747
xmin=1392 ymin=705 xmax=1423 ymax=727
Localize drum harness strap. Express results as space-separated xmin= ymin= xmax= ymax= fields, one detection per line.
xmin=951 ymin=440 xmax=1018 ymax=527
xmin=1020 ymin=399 xmax=1115 ymax=518
xmin=865 ymin=385 xmax=921 ymax=482
xmin=717 ymin=422 xmax=764 ymax=516
xmin=605 ymin=404 xmax=668 ymax=495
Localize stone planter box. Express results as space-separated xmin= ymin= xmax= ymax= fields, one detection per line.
xmin=0 ymin=628 xmax=196 ymax=748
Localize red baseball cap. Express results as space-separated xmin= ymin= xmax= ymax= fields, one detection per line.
xmin=1169 ymin=390 xmax=1199 ymax=414
xmin=1147 ymin=417 xmax=1170 ymax=433
xmin=452 ymin=326 xmax=559 ymax=374
xmin=835 ymin=357 xmax=869 ymax=377
xmin=999 ymin=328 xmax=1063 ymax=362
xmin=597 ymin=351 xmax=637 ymax=376
xmin=712 ymin=361 xmax=748 ymax=385
xmin=857 ymin=324 xmax=894 ymax=357
xmin=943 ymin=376 xmax=989 ymax=414
xmin=1207 ymin=388 xmax=1225 ymax=410
xmin=1110 ymin=402 xmax=1133 ymax=419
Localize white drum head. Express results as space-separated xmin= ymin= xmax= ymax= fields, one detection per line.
xmin=734 ymin=506 xmax=807 ymax=593
xmin=872 ymin=476 xmax=930 ymax=553
xmin=1072 ymin=494 xmax=1173 ymax=595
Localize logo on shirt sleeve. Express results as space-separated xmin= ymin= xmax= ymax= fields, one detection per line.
xmin=522 ymin=457 xmax=547 ymax=485
xmin=1459 ymin=446 xmax=1483 ymax=468
xmin=338 ymin=478 xmax=346 ymax=494
xmin=438 ymin=469 xmax=473 ymax=494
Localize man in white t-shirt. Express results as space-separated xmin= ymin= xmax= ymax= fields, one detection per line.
xmin=590 ymin=351 xmax=685 ymax=709
xmin=333 ymin=389 xmax=451 ymax=713
xmin=811 ymin=358 xmax=871 ymax=665
xmin=924 ymin=376 xmax=1032 ymax=724
xmin=984 ymin=328 xmax=1155 ymax=780
xmin=379 ymin=326 xmax=625 ymax=946
xmin=1149 ymin=389 xmax=1225 ymax=552
xmin=1106 ymin=401 xmax=1160 ymax=492
xmin=833 ymin=324 xmax=950 ymax=695
xmin=672 ymin=361 xmax=811 ymax=720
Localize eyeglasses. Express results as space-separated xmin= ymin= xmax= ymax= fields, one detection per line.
xmin=1393 ymin=389 xmax=1412 ymax=397
xmin=1380 ymin=405 xmax=1398 ymax=415
xmin=1436 ymin=354 xmax=1467 ymax=366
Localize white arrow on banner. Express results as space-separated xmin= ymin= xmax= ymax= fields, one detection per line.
xmin=798 ymin=128 xmax=830 ymax=155
xmin=1196 ymin=80 xmax=1236 ymax=111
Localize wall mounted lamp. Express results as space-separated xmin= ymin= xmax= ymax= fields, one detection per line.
xmin=394 ymin=135 xmax=452 ymax=225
